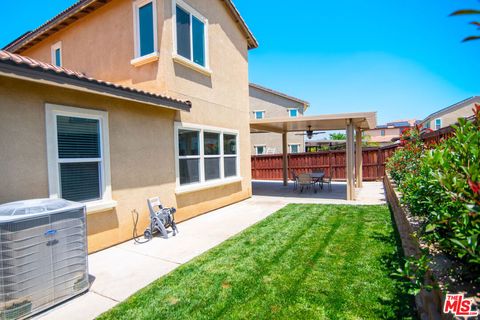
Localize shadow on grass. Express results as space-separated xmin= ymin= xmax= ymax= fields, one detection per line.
xmin=370 ymin=206 xmax=418 ymax=319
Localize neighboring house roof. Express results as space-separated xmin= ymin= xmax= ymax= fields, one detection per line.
xmin=3 ymin=0 xmax=258 ymax=53
xmin=388 ymin=121 xmax=410 ymax=128
xmin=371 ymin=119 xmax=416 ymax=130
xmin=421 ymin=96 xmax=480 ymax=124
xmin=249 ymin=83 xmax=310 ymax=111
xmin=0 ymin=50 xmax=192 ymax=111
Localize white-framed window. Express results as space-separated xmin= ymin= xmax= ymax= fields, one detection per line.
xmin=289 ymin=144 xmax=300 ymax=154
xmin=51 ymin=41 xmax=62 ymax=67
xmin=173 ymin=0 xmax=209 ymax=69
xmin=288 ymin=108 xmax=298 ymax=118
xmin=254 ymin=111 xmax=265 ymax=120
xmin=435 ymin=118 xmax=442 ymax=130
xmin=45 ymin=104 xmax=115 ymax=212
xmin=132 ymin=0 xmax=159 ymax=66
xmin=254 ymin=145 xmax=266 ymax=155
xmin=174 ymin=122 xmax=239 ymax=191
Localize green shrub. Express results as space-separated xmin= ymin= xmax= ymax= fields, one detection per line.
xmin=387 ymin=105 xmax=480 ymax=269
xmin=423 ymin=114 xmax=480 ymax=265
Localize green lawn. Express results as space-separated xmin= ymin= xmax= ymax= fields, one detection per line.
xmin=98 ymin=204 xmax=416 ymax=320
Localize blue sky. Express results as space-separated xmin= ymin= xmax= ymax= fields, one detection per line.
xmin=1 ymin=0 xmax=478 ymax=124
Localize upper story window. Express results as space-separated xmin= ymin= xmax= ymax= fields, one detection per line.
xmin=51 ymin=42 xmax=62 ymax=67
xmin=435 ymin=118 xmax=442 ymax=130
xmin=288 ymin=109 xmax=298 ymax=118
xmin=132 ymin=0 xmax=158 ymax=66
xmin=289 ymin=144 xmax=300 ymax=154
xmin=254 ymin=111 xmax=265 ymax=120
xmin=380 ymin=129 xmax=386 ymax=136
xmin=255 ymin=145 xmax=266 ymax=155
xmin=174 ymin=0 xmax=208 ymax=68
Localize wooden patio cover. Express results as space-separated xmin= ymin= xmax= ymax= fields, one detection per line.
xmin=250 ymin=112 xmax=377 ymax=200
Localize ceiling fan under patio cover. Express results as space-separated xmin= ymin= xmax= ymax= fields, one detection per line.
xmin=295 ymin=126 xmax=325 ymax=140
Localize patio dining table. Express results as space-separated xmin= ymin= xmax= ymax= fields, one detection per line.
xmin=310 ymin=172 xmax=325 ymax=190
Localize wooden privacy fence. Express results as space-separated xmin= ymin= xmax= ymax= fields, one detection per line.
xmin=251 ymin=145 xmax=398 ymax=181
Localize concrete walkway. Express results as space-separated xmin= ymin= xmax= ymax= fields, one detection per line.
xmin=35 ymin=181 xmax=385 ymax=319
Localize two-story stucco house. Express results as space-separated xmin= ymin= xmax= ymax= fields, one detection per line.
xmin=364 ymin=119 xmax=417 ymax=145
xmin=249 ymin=83 xmax=309 ymax=155
xmin=421 ymin=96 xmax=480 ymax=130
xmin=0 ymin=0 xmax=258 ymax=252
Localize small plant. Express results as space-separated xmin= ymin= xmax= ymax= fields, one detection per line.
xmin=386 ymin=127 xmax=424 ymax=185
xmin=392 ymin=254 xmax=436 ymax=295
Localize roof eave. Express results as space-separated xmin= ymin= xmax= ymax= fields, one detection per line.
xmin=422 ymin=96 xmax=480 ymax=123
xmin=221 ymin=0 xmax=259 ymax=50
xmin=0 ymin=61 xmax=191 ymax=112
xmin=249 ymin=83 xmax=310 ymax=107
xmin=6 ymin=0 xmax=259 ymax=53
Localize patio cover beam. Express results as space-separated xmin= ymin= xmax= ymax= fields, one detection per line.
xmin=250 ymin=112 xmax=377 ymax=134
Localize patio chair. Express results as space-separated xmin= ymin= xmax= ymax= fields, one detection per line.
xmin=323 ymin=176 xmax=332 ymax=192
xmin=298 ymin=173 xmax=316 ymax=193
xmin=291 ymin=170 xmax=299 ymax=190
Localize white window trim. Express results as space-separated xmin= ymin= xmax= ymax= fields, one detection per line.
xmin=174 ymin=122 xmax=241 ymax=194
xmin=172 ymin=0 xmax=210 ymax=73
xmin=254 ymin=144 xmax=266 ymax=155
xmin=288 ymin=144 xmax=301 ymax=153
xmin=434 ymin=118 xmax=442 ymax=129
xmin=253 ymin=110 xmax=265 ymax=120
xmin=131 ymin=0 xmax=159 ymax=66
xmin=45 ymin=104 xmax=116 ymax=214
xmin=51 ymin=41 xmax=62 ymax=67
xmin=288 ymin=108 xmax=299 ymax=118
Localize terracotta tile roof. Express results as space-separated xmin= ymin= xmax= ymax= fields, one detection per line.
xmin=4 ymin=0 xmax=258 ymax=53
xmin=0 ymin=50 xmax=192 ymax=111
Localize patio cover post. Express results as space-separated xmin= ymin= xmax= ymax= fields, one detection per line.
xmin=355 ymin=127 xmax=363 ymax=188
xmin=282 ymin=132 xmax=288 ymax=186
xmin=346 ymin=120 xmax=355 ymax=200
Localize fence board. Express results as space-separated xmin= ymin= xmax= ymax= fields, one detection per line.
xmin=251 ymin=145 xmax=398 ymax=181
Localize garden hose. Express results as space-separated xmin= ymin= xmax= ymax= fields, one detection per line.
xmin=132 ymin=209 xmax=151 ymax=244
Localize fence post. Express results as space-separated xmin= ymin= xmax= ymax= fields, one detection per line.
xmin=329 ymin=151 xmax=334 ymax=179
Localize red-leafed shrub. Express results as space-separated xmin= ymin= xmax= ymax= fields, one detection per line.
xmin=387 ymin=104 xmax=480 ymax=270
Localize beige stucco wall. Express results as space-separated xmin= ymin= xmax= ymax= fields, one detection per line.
xmin=12 ymin=0 xmax=253 ymax=251
xmin=249 ymin=86 xmax=305 ymax=154
xmin=424 ymin=102 xmax=478 ymax=129
xmin=0 ymin=76 xmax=251 ymax=253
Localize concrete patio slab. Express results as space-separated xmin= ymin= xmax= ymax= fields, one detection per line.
xmin=252 ymin=180 xmax=386 ymax=205
xmin=34 ymin=181 xmax=385 ymax=320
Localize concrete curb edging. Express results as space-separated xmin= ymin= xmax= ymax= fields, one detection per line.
xmin=383 ymin=174 xmax=450 ymax=320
